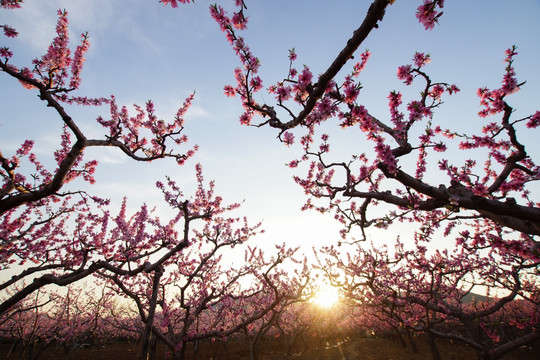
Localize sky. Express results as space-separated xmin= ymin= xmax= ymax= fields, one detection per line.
xmin=1 ymin=0 xmax=540 ymax=260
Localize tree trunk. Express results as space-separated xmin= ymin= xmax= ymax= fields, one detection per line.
xmin=427 ymin=333 xmax=442 ymax=360
xmin=175 ymin=341 xmax=187 ymax=360
xmin=139 ymin=268 xmax=163 ymax=360
xmin=249 ymin=336 xmax=262 ymax=360
xmin=286 ymin=333 xmax=298 ymax=355
xmin=223 ymin=340 xmax=232 ymax=360
xmin=248 ymin=340 xmax=257 ymax=360
xmin=300 ymin=333 xmax=309 ymax=352
xmin=406 ymin=328 xmax=419 ymax=353
xmin=7 ymin=340 xmax=19 ymax=358
xmin=395 ymin=328 xmax=407 ymax=348
xmin=148 ymin=334 xmax=157 ymax=360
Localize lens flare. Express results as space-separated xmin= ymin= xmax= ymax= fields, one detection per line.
xmin=312 ymin=285 xmax=340 ymax=308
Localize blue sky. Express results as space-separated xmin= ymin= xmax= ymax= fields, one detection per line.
xmin=1 ymin=0 xmax=539 ymax=256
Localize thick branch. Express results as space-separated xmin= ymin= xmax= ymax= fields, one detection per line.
xmin=267 ymin=0 xmax=389 ymax=130
xmin=375 ymin=166 xmax=540 ymax=235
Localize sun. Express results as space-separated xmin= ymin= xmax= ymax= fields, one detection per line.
xmin=311 ymin=284 xmax=341 ymax=309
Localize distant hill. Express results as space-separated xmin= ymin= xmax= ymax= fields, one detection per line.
xmin=461 ymin=292 xmax=488 ymax=303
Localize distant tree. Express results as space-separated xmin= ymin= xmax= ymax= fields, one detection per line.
xmin=320 ymin=239 xmax=540 ymax=360
xmin=0 ymin=283 xmax=136 ymax=360
xmin=230 ymin=245 xmax=311 ymax=360
xmin=0 ymin=288 xmax=56 ymax=360
xmin=100 ymin=178 xmax=262 ymax=360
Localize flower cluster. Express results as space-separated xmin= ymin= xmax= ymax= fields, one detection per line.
xmin=0 ymin=0 xmax=21 ymax=9
xmin=397 ymin=64 xmax=413 ymax=85
xmin=1 ymin=9 xmax=92 ymax=94
xmin=210 ymin=3 xmax=259 ymax=126
xmin=416 ymin=0 xmax=445 ymax=30
xmin=526 ymin=111 xmax=540 ymax=129
xmin=1 ymin=16 xmax=19 ymax=60
xmin=478 ymin=46 xmax=520 ymax=117
xmin=1 ymin=24 xmax=17 ymax=38
xmin=160 ymin=0 xmax=191 ymax=8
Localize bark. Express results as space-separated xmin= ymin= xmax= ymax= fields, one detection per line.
xmin=140 ymin=267 xmax=163 ymax=360
xmin=406 ymin=328 xmax=419 ymax=353
xmin=427 ymin=333 xmax=442 ymax=360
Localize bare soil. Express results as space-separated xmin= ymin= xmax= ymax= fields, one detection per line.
xmin=1 ymin=336 xmax=538 ymax=360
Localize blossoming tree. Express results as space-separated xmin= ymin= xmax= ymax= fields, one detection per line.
xmin=204 ymin=0 xmax=540 ymax=357
xmin=319 ymin=239 xmax=539 ymax=360
xmin=2 ymin=0 xmax=539 ymax=358
xmin=0 ymin=1 xmax=252 ymax=325
xmin=101 ymin=242 xmax=308 ymax=360
xmin=211 ymin=0 xmax=540 ymax=251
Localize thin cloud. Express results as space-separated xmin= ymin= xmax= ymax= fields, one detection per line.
xmin=6 ymin=0 xmax=115 ymax=52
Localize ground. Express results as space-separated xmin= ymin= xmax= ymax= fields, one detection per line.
xmin=1 ymin=335 xmax=539 ymax=359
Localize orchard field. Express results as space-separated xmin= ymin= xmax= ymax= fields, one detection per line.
xmin=1 ymin=335 xmax=539 ymax=360
xmin=1 ymin=1 xmax=539 ymax=360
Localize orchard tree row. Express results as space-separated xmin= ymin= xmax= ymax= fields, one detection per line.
xmin=0 ymin=253 xmax=537 ymax=360
xmin=1 ymin=1 xmax=539 ymax=360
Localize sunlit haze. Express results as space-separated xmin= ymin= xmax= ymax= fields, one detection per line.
xmin=311 ymin=284 xmax=341 ymax=309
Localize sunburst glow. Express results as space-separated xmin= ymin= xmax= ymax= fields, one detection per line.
xmin=311 ymin=284 xmax=341 ymax=308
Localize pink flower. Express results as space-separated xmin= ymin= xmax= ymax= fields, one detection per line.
xmin=249 ymin=76 xmax=263 ymax=91
xmin=349 ymin=105 xmax=370 ymax=129
xmin=526 ymin=111 xmax=540 ymax=129
xmin=160 ymin=0 xmax=191 ymax=8
xmin=17 ymin=67 xmax=36 ymax=89
xmin=275 ymin=86 xmax=291 ymax=102
xmin=0 ymin=0 xmax=22 ymax=9
xmin=16 ymin=140 xmax=34 ymax=156
xmin=501 ymin=46 xmax=519 ymax=94
xmin=0 ymin=46 xmax=13 ymax=58
xmin=433 ymin=143 xmax=446 ymax=152
xmin=480 ymin=323 xmax=501 ymax=344
xmin=407 ymin=100 xmax=431 ymax=121
xmin=343 ymin=82 xmax=359 ymax=104
xmin=69 ymin=33 xmax=90 ymax=89
xmin=388 ymin=91 xmax=403 ymax=121
xmin=502 ymin=67 xmax=517 ymax=94
xmin=288 ymin=48 xmax=297 ymax=61
xmin=298 ymin=67 xmax=313 ymax=85
xmin=416 ymin=1 xmax=444 ymax=30
xmin=317 ymin=97 xmax=333 ymax=115
xmin=288 ymin=160 xmax=299 ymax=168
xmin=447 ymin=84 xmax=460 ymax=95
xmin=282 ymin=131 xmax=295 ymax=146
xmin=210 ymin=5 xmax=231 ymax=32
xmin=232 ymin=12 xmax=248 ymax=30
xmin=429 ymin=84 xmax=444 ymax=100
xmin=355 ymin=50 xmax=371 ymax=75
xmin=223 ymin=85 xmax=236 ymax=97
xmin=397 ymin=65 xmax=413 ymax=85
xmin=294 ymin=67 xmax=313 ymax=99
xmin=505 ymin=46 xmax=518 ymax=60
xmin=289 ymin=68 xmax=297 ymax=78
xmin=1 ymin=24 xmax=18 ymax=37
xmin=413 ymin=52 xmax=431 ymax=68
xmin=375 ymin=138 xmax=398 ymax=175
xmin=239 ymin=112 xmax=251 ymax=125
